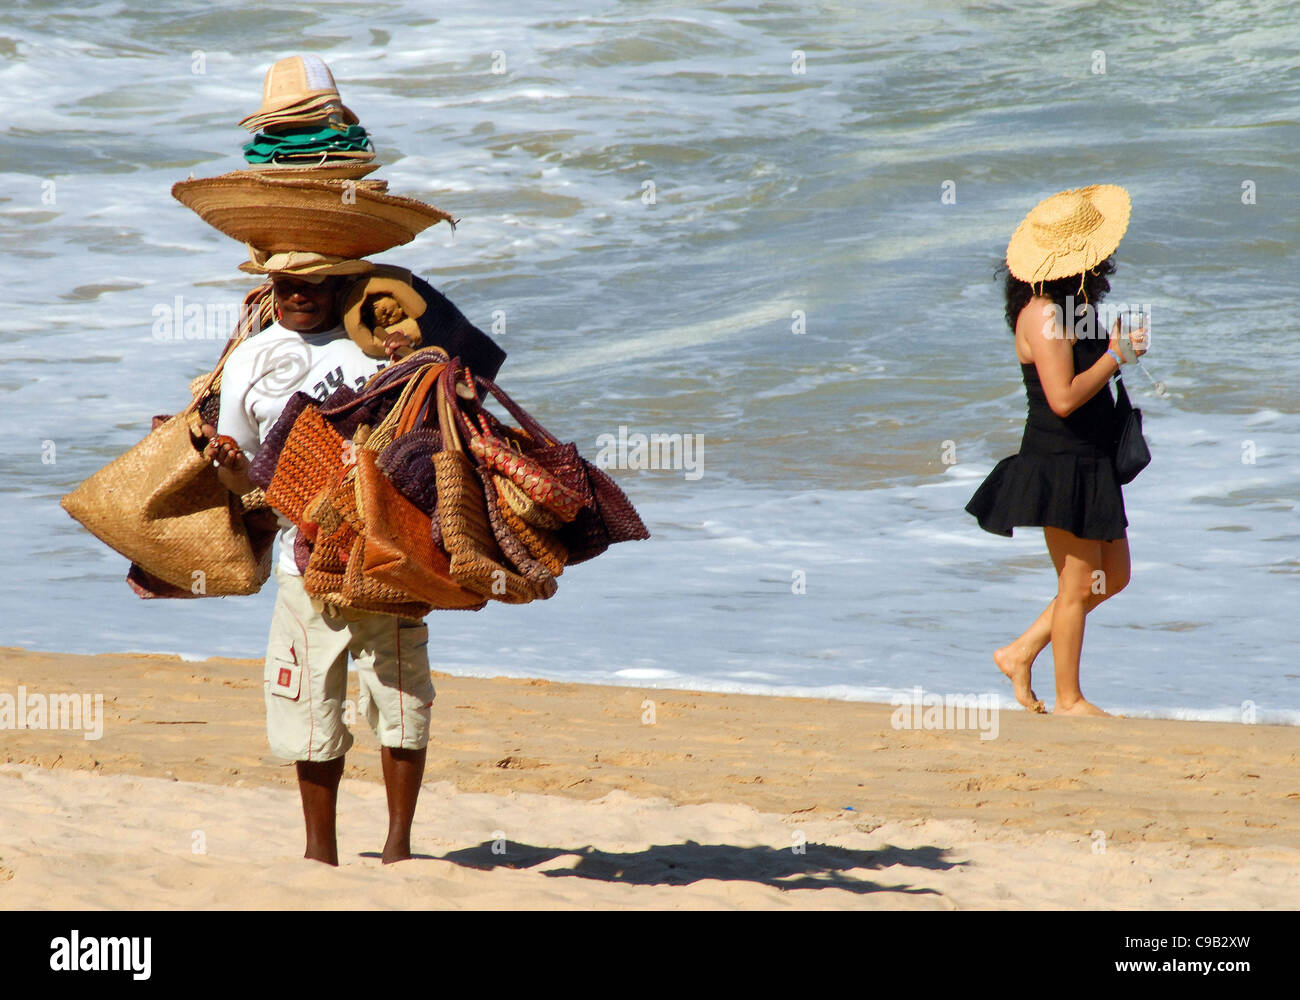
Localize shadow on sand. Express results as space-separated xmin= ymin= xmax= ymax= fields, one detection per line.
xmin=433 ymin=839 xmax=962 ymax=895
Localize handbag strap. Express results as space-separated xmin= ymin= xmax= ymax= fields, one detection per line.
xmin=319 ymin=365 xmax=420 ymax=418
xmin=1112 ymin=371 xmax=1133 ymax=410
xmin=473 ymin=374 xmax=561 ymax=448
xmin=436 ymin=361 xmax=467 ymax=455
xmin=319 ymin=345 xmax=451 ymax=419
xmin=181 ymin=283 xmax=272 ymax=418
xmin=394 ymin=362 xmax=449 ymax=438
xmin=360 ymin=364 xmax=427 ymax=452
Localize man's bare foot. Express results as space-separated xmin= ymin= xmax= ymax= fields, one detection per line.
xmin=381 ymin=834 xmax=411 ymax=864
xmin=1053 ymin=698 xmax=1111 ymax=717
xmin=994 ymin=646 xmax=1045 ymax=713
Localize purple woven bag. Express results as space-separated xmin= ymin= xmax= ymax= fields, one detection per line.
xmin=375 ymin=428 xmax=441 ymax=515
xmin=558 ymin=461 xmax=650 ymax=565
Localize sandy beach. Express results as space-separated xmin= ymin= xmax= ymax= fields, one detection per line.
xmin=0 ymin=645 xmax=1296 ymax=910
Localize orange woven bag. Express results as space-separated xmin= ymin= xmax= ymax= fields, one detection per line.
xmin=493 ymin=475 xmax=568 ymax=577
xmin=432 ymin=363 xmax=539 ymax=604
xmin=264 ymin=406 xmax=350 ymax=529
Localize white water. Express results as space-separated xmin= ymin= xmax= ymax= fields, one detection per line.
xmin=1 ymin=0 xmax=1296 ymax=723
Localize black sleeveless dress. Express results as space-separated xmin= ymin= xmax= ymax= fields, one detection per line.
xmin=965 ymin=335 xmax=1127 ymax=541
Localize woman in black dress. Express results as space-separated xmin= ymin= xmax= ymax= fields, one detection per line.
xmin=966 ymin=185 xmax=1147 ymax=717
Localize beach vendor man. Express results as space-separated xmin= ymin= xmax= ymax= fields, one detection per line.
xmin=202 ymin=252 xmax=503 ymax=865
xmin=179 ymin=54 xmax=504 ymax=866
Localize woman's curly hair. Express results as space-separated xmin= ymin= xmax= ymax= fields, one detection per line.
xmin=998 ymin=255 xmax=1116 ymax=333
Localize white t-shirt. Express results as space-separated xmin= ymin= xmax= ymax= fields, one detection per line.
xmin=217 ymin=321 xmax=388 ymax=575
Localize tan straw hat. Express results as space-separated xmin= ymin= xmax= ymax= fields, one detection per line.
xmin=237 ymin=247 xmax=377 ymax=277
xmin=238 ymin=55 xmax=358 ymax=131
xmin=1005 ymin=184 xmax=1131 ymax=284
xmin=172 ymin=172 xmax=456 ymax=258
xmin=242 ymin=160 xmax=382 ymax=182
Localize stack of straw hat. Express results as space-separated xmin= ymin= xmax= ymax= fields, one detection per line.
xmin=238 ymin=54 xmax=377 ymax=180
xmin=172 ymin=54 xmax=455 ymax=271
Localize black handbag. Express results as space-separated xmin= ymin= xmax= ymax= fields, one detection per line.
xmin=1112 ymin=374 xmax=1151 ymax=485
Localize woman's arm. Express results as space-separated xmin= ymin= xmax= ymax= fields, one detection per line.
xmin=1019 ymin=298 xmax=1120 ymax=418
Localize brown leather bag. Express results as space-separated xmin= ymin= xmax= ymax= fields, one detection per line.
xmin=351 ymin=447 xmax=486 ymax=611
xmin=559 ymin=461 xmax=651 ymax=564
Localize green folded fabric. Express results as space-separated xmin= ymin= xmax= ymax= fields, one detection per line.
xmin=243 ymin=124 xmax=373 ymax=164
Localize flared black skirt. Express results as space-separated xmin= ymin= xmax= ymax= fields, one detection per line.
xmin=965 ymin=433 xmax=1128 ymax=542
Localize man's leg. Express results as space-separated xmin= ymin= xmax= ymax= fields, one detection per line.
xmin=353 ymin=618 xmax=435 ymax=863
xmin=380 ymin=746 xmax=426 ymax=863
xmin=298 ymin=756 xmax=345 ymax=866
xmin=264 ymin=568 xmax=357 ymax=864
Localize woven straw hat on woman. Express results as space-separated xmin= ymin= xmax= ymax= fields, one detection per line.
xmin=1005 ymin=184 xmax=1130 ymax=287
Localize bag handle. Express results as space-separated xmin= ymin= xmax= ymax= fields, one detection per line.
xmin=180 ymin=284 xmax=275 ymax=436
xmin=1113 ymin=372 xmax=1133 ymax=408
xmin=451 ymin=364 xmax=500 ymax=452
xmin=361 ymin=364 xmax=428 ymax=451
xmin=435 ymin=361 xmax=467 ymax=455
xmin=472 ymin=374 xmax=562 ymax=448
xmin=394 ymin=362 xmax=449 ymax=438
xmin=181 ymin=283 xmax=272 ymax=420
xmin=318 ymin=345 xmax=450 ymax=419
xmin=436 ymin=359 xmax=486 ymax=457
xmin=319 ymin=369 xmax=416 ymax=418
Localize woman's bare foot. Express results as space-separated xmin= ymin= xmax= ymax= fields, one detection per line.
xmin=1053 ymin=698 xmax=1111 ymax=717
xmin=994 ymin=646 xmax=1045 ymax=713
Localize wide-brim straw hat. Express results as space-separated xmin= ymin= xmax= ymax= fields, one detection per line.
xmin=172 ymin=172 xmax=455 ymax=258
xmin=1005 ymin=184 xmax=1131 ymax=284
xmin=238 ymin=55 xmax=358 ymax=132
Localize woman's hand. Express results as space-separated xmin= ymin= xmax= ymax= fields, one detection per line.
xmin=1131 ymin=320 xmax=1149 ymax=357
xmin=1108 ymin=317 xmax=1149 ymax=364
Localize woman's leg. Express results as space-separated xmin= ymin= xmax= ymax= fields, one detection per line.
xmin=996 ymin=534 xmax=1129 ymax=713
xmin=1044 ymin=526 xmax=1109 ymax=715
xmin=1094 ymin=536 xmax=1131 ymax=606
xmin=995 ymin=601 xmax=1053 ymax=713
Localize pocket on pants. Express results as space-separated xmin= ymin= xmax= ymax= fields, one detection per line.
xmin=267 ymin=654 xmax=302 ymax=701
xmin=396 ymin=624 xmax=434 ymax=704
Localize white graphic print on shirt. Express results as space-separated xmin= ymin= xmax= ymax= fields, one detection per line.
xmin=216 ymin=321 xmax=388 ymax=576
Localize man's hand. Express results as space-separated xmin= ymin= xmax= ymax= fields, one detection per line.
xmin=380 ymin=326 xmax=419 ymax=361
xmin=201 ymin=424 xmax=249 ymax=471
xmin=201 ymin=423 xmax=254 ymax=496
